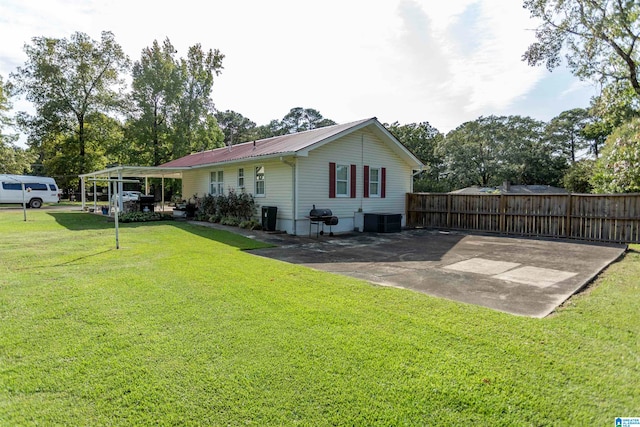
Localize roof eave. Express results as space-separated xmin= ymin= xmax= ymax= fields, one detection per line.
xmin=186 ymin=151 xmax=299 ymax=170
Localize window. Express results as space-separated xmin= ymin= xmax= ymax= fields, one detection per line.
xmin=1 ymin=182 xmax=47 ymax=191
xmin=369 ymin=167 xmax=380 ymax=197
xmin=237 ymin=168 xmax=245 ymax=189
xmin=2 ymin=182 xmax=21 ymax=190
xmin=336 ymin=164 xmax=349 ymax=197
xmin=329 ymin=163 xmax=356 ymax=198
xmin=364 ymin=166 xmax=386 ymax=198
xmin=255 ymin=166 xmax=265 ymax=196
xmin=210 ymin=171 xmax=224 ymax=195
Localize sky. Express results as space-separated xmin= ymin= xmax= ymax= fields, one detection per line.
xmin=0 ymin=0 xmax=600 ymax=145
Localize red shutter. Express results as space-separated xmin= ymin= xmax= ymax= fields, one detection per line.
xmin=329 ymin=162 xmax=336 ymax=198
xmin=350 ymin=164 xmax=356 ymax=198
xmin=363 ymin=165 xmax=370 ymax=198
xmin=381 ymin=167 xmax=386 ymax=198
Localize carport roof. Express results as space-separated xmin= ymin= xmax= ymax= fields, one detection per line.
xmin=79 ymin=165 xmax=184 ymax=180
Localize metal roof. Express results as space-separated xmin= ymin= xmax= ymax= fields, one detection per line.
xmin=78 ymin=166 xmax=184 ymax=180
xmin=160 ymin=117 xmax=423 ymax=169
xmin=78 ymin=118 xmax=424 ymax=181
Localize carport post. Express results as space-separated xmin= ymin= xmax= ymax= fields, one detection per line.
xmin=81 ymin=177 xmax=86 ymax=211
xmin=93 ymin=181 xmax=97 ymax=212
xmin=117 ymin=170 xmax=123 ymax=213
xmin=161 ymin=176 xmax=165 ymax=212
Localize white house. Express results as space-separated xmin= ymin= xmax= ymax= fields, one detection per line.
xmin=160 ymin=118 xmax=423 ymax=235
xmin=79 ymin=118 xmax=423 ymax=235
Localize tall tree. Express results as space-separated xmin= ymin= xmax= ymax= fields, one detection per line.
xmin=386 ymin=121 xmax=447 ymax=192
xmin=438 ymin=116 xmax=505 ymax=187
xmin=439 ymin=115 xmax=566 ymax=189
xmin=0 ymin=75 xmax=35 ymax=174
xmin=11 ymin=31 xmax=129 ymax=176
xmin=545 ymin=108 xmax=590 ymax=163
xmin=214 ymin=110 xmax=256 ymax=145
xmin=523 ymin=0 xmax=640 ymax=96
xmin=172 ymin=44 xmax=225 ymax=159
xmin=129 ymin=38 xmax=181 ymax=166
xmin=255 ymin=107 xmax=336 ymax=138
xmin=501 ymin=115 xmax=567 ymax=186
xmin=591 ymin=117 xmax=640 ymax=192
xmin=279 ymin=107 xmax=336 ymax=133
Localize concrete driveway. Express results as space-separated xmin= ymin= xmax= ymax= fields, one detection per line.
xmin=244 ymin=229 xmax=626 ymax=318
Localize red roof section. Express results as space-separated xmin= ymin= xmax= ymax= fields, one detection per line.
xmin=160 ymin=118 xmax=374 ymax=168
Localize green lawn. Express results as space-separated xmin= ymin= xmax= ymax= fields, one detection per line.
xmin=0 ymin=210 xmax=638 ymax=426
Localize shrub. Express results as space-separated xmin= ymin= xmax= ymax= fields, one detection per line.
xmin=592 ymin=118 xmax=640 ymax=193
xmin=220 ymin=216 xmax=240 ymax=226
xmin=239 ymin=219 xmax=262 ymax=230
xmin=118 ymin=212 xmax=173 ymax=223
xmin=196 ymin=190 xmax=257 ymax=223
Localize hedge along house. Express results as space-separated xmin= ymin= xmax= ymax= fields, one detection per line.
xmin=160 ymin=118 xmax=424 ymax=235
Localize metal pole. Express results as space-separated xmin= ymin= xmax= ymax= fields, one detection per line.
xmin=93 ymin=181 xmax=97 ymax=212
xmin=21 ymin=183 xmax=27 ymax=222
xmin=81 ymin=177 xmax=86 ymax=210
xmin=114 ymin=197 xmax=120 ymax=249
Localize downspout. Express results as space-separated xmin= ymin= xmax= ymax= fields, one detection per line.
xmin=281 ymin=156 xmax=297 ymax=236
xmin=360 ymin=134 xmax=364 ymax=211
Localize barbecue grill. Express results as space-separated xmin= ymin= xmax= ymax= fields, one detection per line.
xmin=308 ymin=205 xmax=339 ymax=237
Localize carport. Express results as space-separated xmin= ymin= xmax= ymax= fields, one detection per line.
xmin=78 ymin=166 xmax=184 ymax=214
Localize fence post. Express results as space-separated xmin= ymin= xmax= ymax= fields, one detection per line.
xmin=565 ymin=194 xmax=572 ymax=238
xmin=499 ymin=194 xmax=506 ymax=234
xmin=447 ymin=194 xmax=452 ymax=228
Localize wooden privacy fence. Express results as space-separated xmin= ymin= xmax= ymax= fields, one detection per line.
xmin=406 ymin=193 xmax=640 ymax=244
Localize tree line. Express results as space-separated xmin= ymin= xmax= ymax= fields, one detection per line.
xmin=1 ymin=0 xmax=639 ymax=193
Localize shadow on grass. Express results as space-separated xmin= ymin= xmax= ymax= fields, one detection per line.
xmin=47 ymin=212 xmax=272 ymax=251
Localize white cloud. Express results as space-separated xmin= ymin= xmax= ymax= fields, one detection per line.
xmin=1 ymin=0 xmax=597 ymax=142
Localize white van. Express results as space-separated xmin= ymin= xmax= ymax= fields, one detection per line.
xmin=0 ymin=174 xmax=61 ymax=208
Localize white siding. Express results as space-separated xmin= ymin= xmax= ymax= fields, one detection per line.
xmin=181 ymin=159 xmax=295 ymax=231
xmin=181 ymin=128 xmax=415 ymax=235
xmin=295 ymin=129 xmax=412 ymax=233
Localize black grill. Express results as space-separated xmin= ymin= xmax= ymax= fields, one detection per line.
xmin=308 ymin=205 xmax=339 ymax=237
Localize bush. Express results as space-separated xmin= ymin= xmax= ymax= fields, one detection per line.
xmin=118 ymin=212 xmax=173 ymax=223
xmin=592 ymin=118 xmax=640 ymax=193
xmin=239 ymin=219 xmax=262 ymax=230
xmin=196 ymin=190 xmax=257 ymax=222
xmin=220 ymin=216 xmax=240 ymax=226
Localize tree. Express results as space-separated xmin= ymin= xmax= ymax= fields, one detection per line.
xmin=127 ymin=40 xmax=225 ymax=165
xmin=545 ymin=108 xmax=590 ymax=163
xmin=439 ymin=115 xmax=566 ymax=189
xmin=438 ymin=116 xmax=505 ymax=187
xmin=386 ymin=121 xmax=447 ymax=192
xmin=255 ymin=107 xmax=336 ymax=138
xmin=563 ymin=159 xmax=595 ymax=193
xmin=214 ymin=110 xmax=257 ymax=145
xmin=591 ymin=117 xmax=640 ymax=193
xmin=581 ymin=118 xmax=609 ymax=158
xmin=523 ymin=0 xmax=640 ymax=96
xmin=11 ymin=31 xmax=129 ymax=177
xmin=171 ymin=44 xmax=225 ymax=159
xmin=0 ymin=75 xmax=35 ymax=174
xmin=279 ymin=107 xmax=336 ymax=133
xmin=129 ymin=38 xmax=181 ymax=166
xmin=501 ymin=115 xmax=567 ymax=186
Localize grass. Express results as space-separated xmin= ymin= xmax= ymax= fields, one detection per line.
xmin=0 ymin=209 xmax=638 ymax=426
